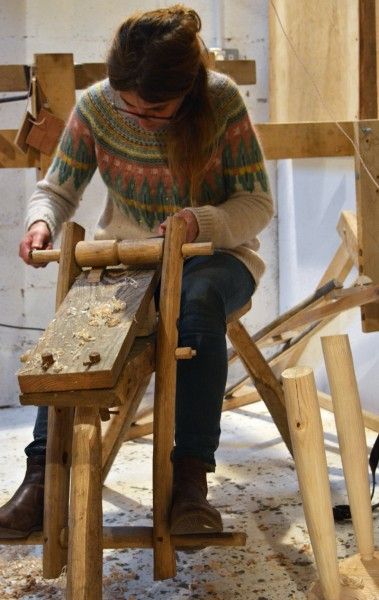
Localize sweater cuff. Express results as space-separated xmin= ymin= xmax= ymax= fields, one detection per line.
xmin=185 ymin=206 xmax=217 ymax=243
xmin=25 ymin=213 xmax=56 ymax=240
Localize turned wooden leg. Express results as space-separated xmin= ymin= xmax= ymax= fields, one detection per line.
xmin=282 ymin=366 xmax=341 ymax=600
xmin=322 ymin=334 xmax=375 ymax=561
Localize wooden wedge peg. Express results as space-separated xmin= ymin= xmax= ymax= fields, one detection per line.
xmin=41 ymin=351 xmax=55 ymax=370
xmin=83 ymin=351 xmax=101 ymax=367
xmin=174 ymin=347 xmax=197 ymax=360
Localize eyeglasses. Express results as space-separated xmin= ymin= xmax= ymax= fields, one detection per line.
xmin=111 ymin=101 xmax=176 ymax=123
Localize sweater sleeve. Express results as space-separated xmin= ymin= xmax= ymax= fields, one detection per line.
xmin=25 ymin=98 xmax=97 ymax=239
xmin=188 ymin=77 xmax=273 ymax=248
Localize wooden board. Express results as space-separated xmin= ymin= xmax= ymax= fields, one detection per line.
xmin=256 ymin=121 xmax=354 ymax=159
xmin=0 ymin=65 xmax=29 ymax=92
xmin=74 ymin=60 xmax=255 ymax=89
xmin=18 ymin=268 xmax=159 ymax=393
xmin=354 ymin=119 xmax=379 ymax=331
xmin=269 ymin=0 xmax=359 ymax=122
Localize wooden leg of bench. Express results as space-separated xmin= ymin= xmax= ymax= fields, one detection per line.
xmin=227 ymin=319 xmax=293 ymax=456
xmin=43 ymin=406 xmax=73 ymax=578
xmin=101 ymin=374 xmax=152 ymax=482
xmin=67 ymin=407 xmax=102 ymax=600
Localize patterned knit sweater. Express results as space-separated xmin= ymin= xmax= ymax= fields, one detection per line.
xmin=26 ymin=71 xmax=273 ymax=284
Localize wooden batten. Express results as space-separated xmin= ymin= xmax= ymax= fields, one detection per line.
xmin=256 ymin=121 xmax=355 ymax=160
xmin=0 ymin=64 xmax=29 ymax=91
xmin=354 ymin=119 xmax=379 ymax=331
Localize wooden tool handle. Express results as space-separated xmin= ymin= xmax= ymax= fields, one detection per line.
xmin=30 ymin=249 xmax=61 ymax=264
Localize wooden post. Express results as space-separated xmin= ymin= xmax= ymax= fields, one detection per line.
xmin=356 ymin=1 xmax=379 ymax=332
xmin=321 ymin=334 xmax=375 ymax=561
xmin=359 ymin=0 xmax=378 ymax=120
xmin=282 ymin=366 xmax=341 ymax=600
xmin=153 ymin=217 xmax=186 ymax=580
xmin=34 ymin=53 xmax=76 ymax=176
xmin=67 ymin=407 xmax=103 ymax=600
xmin=43 ymin=222 xmax=84 ymax=578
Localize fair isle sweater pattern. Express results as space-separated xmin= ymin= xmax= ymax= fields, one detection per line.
xmin=49 ymin=73 xmax=268 ymax=231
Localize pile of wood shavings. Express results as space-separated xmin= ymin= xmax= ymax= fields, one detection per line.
xmin=0 ymin=546 xmax=65 ymax=599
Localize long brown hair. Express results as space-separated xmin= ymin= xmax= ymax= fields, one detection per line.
xmin=107 ymin=4 xmax=218 ymax=205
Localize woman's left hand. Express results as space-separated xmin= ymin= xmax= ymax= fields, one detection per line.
xmin=158 ymin=209 xmax=199 ymax=243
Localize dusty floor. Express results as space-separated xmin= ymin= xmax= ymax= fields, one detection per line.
xmin=0 ymin=400 xmax=378 ymax=600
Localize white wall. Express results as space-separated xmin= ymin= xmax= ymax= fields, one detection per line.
xmin=0 ymin=0 xmax=277 ymax=406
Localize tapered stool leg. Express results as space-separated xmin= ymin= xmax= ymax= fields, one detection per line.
xmin=282 ymin=366 xmax=341 ymax=600
xmin=322 ymin=334 xmax=374 ymax=561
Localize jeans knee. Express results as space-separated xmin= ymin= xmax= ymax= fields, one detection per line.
xmin=179 ymin=280 xmax=225 ymax=335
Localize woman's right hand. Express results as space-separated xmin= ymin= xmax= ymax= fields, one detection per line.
xmin=19 ymin=221 xmax=52 ymax=267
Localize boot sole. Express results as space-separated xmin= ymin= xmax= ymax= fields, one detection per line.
xmin=170 ymin=507 xmax=223 ymax=535
xmin=0 ymin=525 xmax=42 ymax=540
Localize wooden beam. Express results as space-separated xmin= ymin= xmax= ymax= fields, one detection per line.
xmin=359 ymin=0 xmax=378 ymax=119
xmin=354 ymin=120 xmax=379 ymax=331
xmin=0 ymin=65 xmax=29 ymax=92
xmin=74 ymin=60 xmax=256 ymax=89
xmin=34 ymin=54 xmax=76 ymax=175
xmin=256 ymin=121 xmax=354 ymax=160
xmin=2 ymin=120 xmax=371 ymax=168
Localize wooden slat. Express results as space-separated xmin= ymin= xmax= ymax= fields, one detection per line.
xmin=0 ymin=130 xmax=39 ymax=168
xmin=3 ymin=120 xmax=373 ymax=168
xmin=354 ymin=119 xmax=379 ymax=330
xmin=256 ymin=121 xmax=354 ymax=160
xmin=336 ymin=211 xmax=359 ymax=268
xmin=18 ymin=268 xmax=159 ymax=392
xmin=74 ymin=60 xmax=256 ymax=89
xmin=0 ymin=65 xmax=29 ymax=91
xmin=359 ymin=0 xmax=378 ymax=119
xmin=318 ymin=391 xmax=379 ymax=433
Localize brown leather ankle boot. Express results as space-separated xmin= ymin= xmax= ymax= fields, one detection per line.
xmin=0 ymin=455 xmax=45 ymax=539
xmin=170 ymin=456 xmax=223 ymax=535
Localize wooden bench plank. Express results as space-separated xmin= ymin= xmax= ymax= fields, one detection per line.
xmin=18 ymin=268 xmax=159 ymax=392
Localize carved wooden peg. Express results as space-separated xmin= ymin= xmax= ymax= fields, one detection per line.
xmin=41 ymin=351 xmax=55 ymax=370
xmin=83 ymin=351 xmax=101 ymax=367
xmin=174 ymin=347 xmax=197 ymax=360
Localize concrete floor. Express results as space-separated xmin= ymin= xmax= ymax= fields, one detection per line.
xmin=0 ymin=401 xmax=378 ymax=600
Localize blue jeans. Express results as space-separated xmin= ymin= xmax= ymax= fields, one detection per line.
xmin=25 ymin=253 xmax=255 ymax=469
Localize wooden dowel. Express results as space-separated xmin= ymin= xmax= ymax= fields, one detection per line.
xmin=75 ymin=240 xmax=118 ymax=267
xmin=117 ymin=239 xmax=164 ymax=265
xmin=321 ymin=334 xmax=375 ymax=561
xmin=282 ymin=366 xmax=341 ymax=600
xmin=31 ymin=240 xmax=214 ymax=267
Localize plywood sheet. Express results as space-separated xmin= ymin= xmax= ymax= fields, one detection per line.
xmin=269 ymin=0 xmax=359 ymax=122
xmin=18 ymin=268 xmax=159 ymax=393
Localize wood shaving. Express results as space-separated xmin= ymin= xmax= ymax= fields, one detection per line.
xmin=73 ymin=329 xmax=96 ymax=342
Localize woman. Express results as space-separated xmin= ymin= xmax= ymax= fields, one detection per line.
xmin=1 ymin=4 xmax=273 ymax=539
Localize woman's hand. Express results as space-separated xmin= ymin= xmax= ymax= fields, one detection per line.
xmin=158 ymin=209 xmax=199 ymax=243
xmin=19 ymin=221 xmax=52 ymax=267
